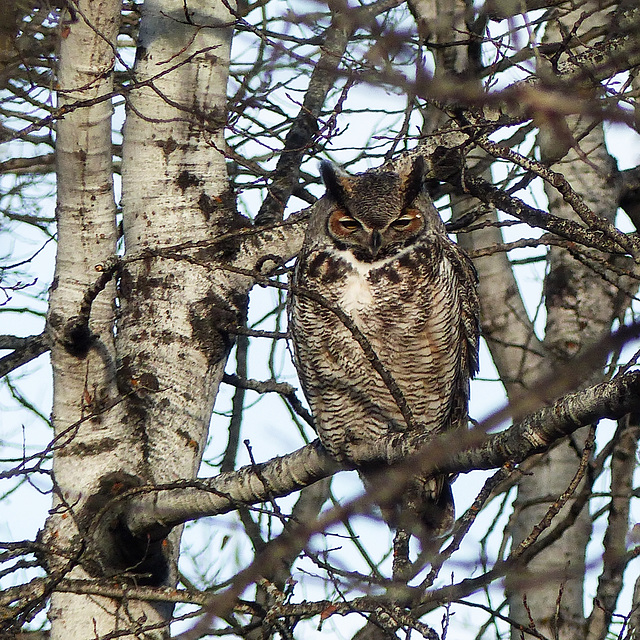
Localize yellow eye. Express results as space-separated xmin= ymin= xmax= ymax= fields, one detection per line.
xmin=391 ymin=216 xmax=413 ymax=229
xmin=328 ymin=209 xmax=363 ymax=238
xmin=339 ymin=217 xmax=361 ymax=231
xmin=391 ymin=209 xmax=421 ymax=230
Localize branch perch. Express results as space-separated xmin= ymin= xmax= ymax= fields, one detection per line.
xmin=122 ymin=370 xmax=640 ymax=537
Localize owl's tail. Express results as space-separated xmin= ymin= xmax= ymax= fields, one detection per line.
xmin=360 ymin=470 xmax=455 ymax=540
xmin=402 ymin=474 xmax=455 ymax=538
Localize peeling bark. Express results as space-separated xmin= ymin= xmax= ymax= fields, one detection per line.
xmin=114 ymin=3 xmax=240 ymax=630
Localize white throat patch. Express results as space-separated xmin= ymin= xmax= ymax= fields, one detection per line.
xmin=341 ymin=270 xmax=373 ymax=316
xmin=334 ymin=250 xmax=389 ymax=317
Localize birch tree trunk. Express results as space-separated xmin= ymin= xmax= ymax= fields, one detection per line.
xmin=44 ymin=0 xmax=238 ymax=637
xmin=119 ymin=0 xmax=238 ymax=489
xmin=116 ymin=0 xmax=242 ymax=595
xmin=44 ymin=1 xmax=138 ymax=637
xmin=506 ymin=6 xmax=623 ymax=637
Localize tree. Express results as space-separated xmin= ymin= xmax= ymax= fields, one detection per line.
xmin=1 ymin=0 xmax=640 ymax=638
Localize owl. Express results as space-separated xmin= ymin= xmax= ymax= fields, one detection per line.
xmin=288 ymin=158 xmax=479 ymax=537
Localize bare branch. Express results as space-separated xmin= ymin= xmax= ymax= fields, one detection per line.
xmin=0 ymin=333 xmax=51 ymax=377
xmin=121 ymin=367 xmax=640 ymax=537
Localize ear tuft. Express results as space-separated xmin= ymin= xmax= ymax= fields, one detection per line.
xmin=320 ymin=161 xmax=349 ymax=204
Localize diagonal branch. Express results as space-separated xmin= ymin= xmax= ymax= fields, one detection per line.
xmin=254 ymin=0 xmax=405 ymax=225
xmin=473 ymin=134 xmax=640 ymax=257
xmin=462 ymin=174 xmax=628 ymax=254
xmin=0 ymin=333 xmax=51 ymax=377
xmin=121 ymin=368 xmax=640 ymax=538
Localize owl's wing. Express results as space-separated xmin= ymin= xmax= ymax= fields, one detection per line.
xmin=443 ymin=237 xmax=480 ymax=371
xmin=435 ymin=237 xmax=480 ymax=433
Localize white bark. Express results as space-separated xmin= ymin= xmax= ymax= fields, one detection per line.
xmin=46 ymin=0 xmax=241 ymax=637
xmin=119 ymin=0 xmax=236 ymax=483
xmin=507 ymin=5 xmax=624 ymax=636
xmin=116 ymin=0 xmax=239 ymax=619
xmin=45 ymin=1 xmax=132 ymax=638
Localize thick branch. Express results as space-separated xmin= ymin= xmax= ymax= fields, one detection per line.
xmin=123 ymin=439 xmax=340 ymax=537
xmin=254 ymin=10 xmax=353 ymax=225
xmin=443 ymin=373 xmax=640 ymax=472
xmin=254 ymin=0 xmax=404 ymax=225
xmin=122 ymin=370 xmax=640 ymax=537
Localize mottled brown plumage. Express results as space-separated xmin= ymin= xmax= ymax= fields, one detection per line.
xmin=289 ymin=158 xmax=479 ymax=537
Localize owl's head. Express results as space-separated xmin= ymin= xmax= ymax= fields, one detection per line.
xmin=320 ymin=158 xmax=437 ymax=262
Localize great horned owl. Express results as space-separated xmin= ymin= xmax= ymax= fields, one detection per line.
xmin=289 ymin=158 xmax=479 ymax=537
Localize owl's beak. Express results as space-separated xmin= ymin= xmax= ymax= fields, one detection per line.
xmin=370 ymin=230 xmax=382 ymax=257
